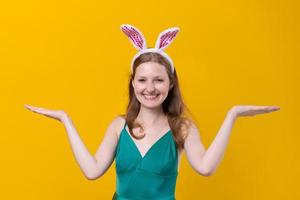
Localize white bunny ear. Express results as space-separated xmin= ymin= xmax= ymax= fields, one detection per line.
xmin=120 ymin=24 xmax=147 ymax=50
xmin=155 ymin=27 xmax=179 ymax=50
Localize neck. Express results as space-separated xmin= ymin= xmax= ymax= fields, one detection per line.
xmin=136 ymin=105 xmax=167 ymax=126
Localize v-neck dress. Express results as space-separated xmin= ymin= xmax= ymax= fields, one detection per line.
xmin=112 ymin=122 xmax=178 ymax=200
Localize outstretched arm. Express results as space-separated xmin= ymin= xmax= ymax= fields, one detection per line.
xmin=184 ymin=105 xmax=280 ymax=176
xmin=25 ymin=105 xmax=120 ymax=180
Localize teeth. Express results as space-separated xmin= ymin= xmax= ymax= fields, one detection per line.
xmin=143 ymin=94 xmax=158 ymax=100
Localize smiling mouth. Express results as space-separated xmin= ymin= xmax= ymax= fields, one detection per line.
xmin=143 ymin=94 xmax=159 ymax=100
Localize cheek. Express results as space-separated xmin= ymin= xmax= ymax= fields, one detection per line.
xmin=156 ymin=84 xmax=170 ymax=94
xmin=133 ymin=84 xmax=144 ymax=93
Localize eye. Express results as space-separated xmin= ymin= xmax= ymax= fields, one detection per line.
xmin=156 ymin=79 xmax=164 ymax=82
xmin=138 ymin=79 xmax=145 ymax=82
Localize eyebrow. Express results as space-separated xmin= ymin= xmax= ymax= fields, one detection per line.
xmin=136 ymin=76 xmax=163 ymax=78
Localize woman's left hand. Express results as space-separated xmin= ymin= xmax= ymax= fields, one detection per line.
xmin=229 ymin=105 xmax=280 ymax=119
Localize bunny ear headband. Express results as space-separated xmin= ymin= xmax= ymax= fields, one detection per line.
xmin=120 ymin=24 xmax=180 ymax=74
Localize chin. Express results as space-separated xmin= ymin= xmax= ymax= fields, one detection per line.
xmin=141 ymin=103 xmax=163 ymax=109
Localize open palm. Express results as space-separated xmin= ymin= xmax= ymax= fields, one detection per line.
xmin=230 ymin=105 xmax=280 ymax=118
xmin=25 ymin=105 xmax=67 ymax=121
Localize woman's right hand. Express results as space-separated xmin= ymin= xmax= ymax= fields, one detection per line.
xmin=25 ymin=105 xmax=68 ymax=122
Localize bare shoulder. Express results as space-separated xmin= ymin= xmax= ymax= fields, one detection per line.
xmin=181 ymin=118 xmax=204 ymax=151
xmin=109 ymin=115 xmax=126 ymax=139
xmin=181 ymin=118 xmax=199 ymax=138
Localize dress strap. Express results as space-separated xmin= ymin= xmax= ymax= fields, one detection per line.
xmin=123 ymin=120 xmax=127 ymax=130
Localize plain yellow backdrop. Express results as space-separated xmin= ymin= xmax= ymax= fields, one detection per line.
xmin=0 ymin=0 xmax=298 ymax=199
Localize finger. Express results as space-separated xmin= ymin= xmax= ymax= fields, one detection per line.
xmin=269 ymin=106 xmax=280 ymax=110
xmin=261 ymin=106 xmax=279 ymax=111
xmin=26 ymin=106 xmax=49 ymax=115
xmin=25 ymin=105 xmax=38 ymax=112
xmin=30 ymin=110 xmax=54 ymax=118
xmin=29 ymin=109 xmax=45 ymax=114
xmin=25 ymin=104 xmax=34 ymax=110
xmin=255 ymin=106 xmax=279 ymax=111
xmin=266 ymin=106 xmax=280 ymax=112
xmin=26 ymin=106 xmax=40 ymax=112
xmin=28 ymin=106 xmax=48 ymax=113
xmin=258 ymin=106 xmax=280 ymax=114
xmin=30 ymin=106 xmax=43 ymax=111
xmin=25 ymin=105 xmax=42 ymax=111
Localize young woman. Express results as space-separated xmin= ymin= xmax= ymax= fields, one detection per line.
xmin=25 ymin=24 xmax=280 ymax=200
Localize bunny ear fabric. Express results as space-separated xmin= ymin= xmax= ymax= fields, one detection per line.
xmin=155 ymin=27 xmax=180 ymax=50
xmin=120 ymin=24 xmax=180 ymax=74
xmin=120 ymin=24 xmax=147 ymax=50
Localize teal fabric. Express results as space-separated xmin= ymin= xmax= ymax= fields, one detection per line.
xmin=113 ymin=122 xmax=178 ymax=200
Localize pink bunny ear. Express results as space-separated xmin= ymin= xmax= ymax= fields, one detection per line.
xmin=120 ymin=24 xmax=147 ymax=50
xmin=155 ymin=27 xmax=180 ymax=50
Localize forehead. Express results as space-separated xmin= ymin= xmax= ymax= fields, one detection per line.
xmin=135 ymin=62 xmax=168 ymax=77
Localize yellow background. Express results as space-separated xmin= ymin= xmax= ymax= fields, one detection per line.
xmin=0 ymin=0 xmax=299 ymax=199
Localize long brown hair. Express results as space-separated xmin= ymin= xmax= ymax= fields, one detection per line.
xmin=123 ymin=52 xmax=192 ymax=151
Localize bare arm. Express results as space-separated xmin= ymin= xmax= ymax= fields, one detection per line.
xmin=25 ymin=105 xmax=121 ymax=180
xmin=184 ymin=105 xmax=280 ymax=176
xmin=62 ymin=115 xmax=120 ymax=180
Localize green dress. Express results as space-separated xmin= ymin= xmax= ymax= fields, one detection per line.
xmin=113 ymin=122 xmax=178 ymax=200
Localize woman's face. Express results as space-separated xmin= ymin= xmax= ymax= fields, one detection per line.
xmin=132 ymin=61 xmax=173 ymax=109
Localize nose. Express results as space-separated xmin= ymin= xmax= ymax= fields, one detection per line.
xmin=145 ymin=82 xmax=155 ymax=93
